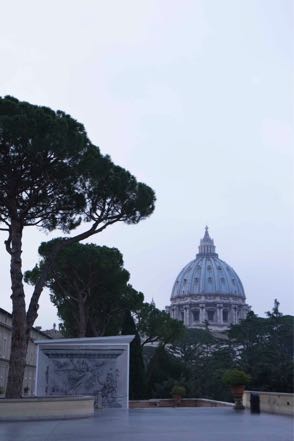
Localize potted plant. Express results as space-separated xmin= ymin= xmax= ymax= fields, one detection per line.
xmin=171 ymin=385 xmax=186 ymax=406
xmin=223 ymin=369 xmax=250 ymax=410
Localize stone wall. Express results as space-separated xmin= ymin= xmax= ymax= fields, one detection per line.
xmin=0 ymin=396 xmax=94 ymax=421
xmin=129 ymin=398 xmax=234 ymax=408
xmin=243 ymin=391 xmax=294 ymax=416
xmin=0 ymin=307 xmax=50 ymax=395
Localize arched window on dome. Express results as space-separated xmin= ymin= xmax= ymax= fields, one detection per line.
xmin=207 ymin=265 xmax=212 ymax=271
xmin=208 ymin=277 xmax=212 ymax=283
xmin=195 ymin=277 xmax=199 ymax=284
xmin=221 ymin=277 xmax=225 ymax=285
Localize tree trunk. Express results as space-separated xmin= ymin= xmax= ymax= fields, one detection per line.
xmin=78 ymin=295 xmax=87 ymax=338
xmin=5 ymin=221 xmax=27 ymax=398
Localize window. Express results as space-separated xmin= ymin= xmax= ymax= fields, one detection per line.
xmin=223 ymin=310 xmax=229 ymax=322
xmin=195 ymin=278 xmax=199 ymax=284
xmin=207 ymin=310 xmax=215 ymax=321
xmin=2 ymin=338 xmax=7 ymax=357
xmin=181 ymin=312 xmax=184 ymax=321
xmin=207 ymin=265 xmax=212 ymax=271
xmin=208 ymin=277 xmax=212 ymax=283
xmin=221 ymin=277 xmax=225 ymax=284
xmin=193 ymin=310 xmax=200 ymax=321
xmin=232 ymin=279 xmax=236 ymax=285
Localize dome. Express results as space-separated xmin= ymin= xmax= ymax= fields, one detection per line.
xmin=167 ymin=227 xmax=249 ymax=330
xmin=171 ymin=227 xmax=245 ymax=300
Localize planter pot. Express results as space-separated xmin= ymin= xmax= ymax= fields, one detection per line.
xmin=231 ymin=385 xmax=245 ymax=410
xmin=173 ymin=395 xmax=182 ymax=406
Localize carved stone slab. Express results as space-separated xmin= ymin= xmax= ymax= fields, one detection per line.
xmin=34 ymin=336 xmax=134 ymax=409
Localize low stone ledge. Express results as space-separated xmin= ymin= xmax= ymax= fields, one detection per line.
xmin=243 ymin=391 xmax=294 ymax=416
xmin=0 ymin=396 xmax=95 ymax=421
xmin=193 ymin=398 xmax=234 ymax=408
xmin=129 ymin=398 xmax=234 ymax=408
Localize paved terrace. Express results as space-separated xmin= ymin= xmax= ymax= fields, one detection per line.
xmin=0 ymin=407 xmax=293 ymax=441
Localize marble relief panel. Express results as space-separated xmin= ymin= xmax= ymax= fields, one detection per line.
xmin=43 ymin=350 xmax=124 ymax=408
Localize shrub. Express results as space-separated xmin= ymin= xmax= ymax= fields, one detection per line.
xmin=222 ymin=369 xmax=251 ymax=386
xmin=171 ymin=385 xmax=186 ymax=397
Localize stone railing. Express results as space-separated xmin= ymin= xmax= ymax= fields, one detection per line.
xmin=129 ymin=398 xmax=233 ymax=408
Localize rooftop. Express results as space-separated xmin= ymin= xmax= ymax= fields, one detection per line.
xmin=0 ymin=407 xmax=292 ymax=441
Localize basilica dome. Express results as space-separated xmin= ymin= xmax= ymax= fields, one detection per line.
xmin=166 ymin=227 xmax=249 ymax=330
xmin=171 ymin=227 xmax=245 ymax=300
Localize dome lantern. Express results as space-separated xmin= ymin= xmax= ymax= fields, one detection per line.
xmin=197 ymin=226 xmax=218 ymax=257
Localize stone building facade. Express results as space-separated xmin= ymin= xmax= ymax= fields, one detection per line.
xmin=0 ymin=307 xmax=50 ymax=395
xmin=166 ymin=228 xmax=250 ymax=331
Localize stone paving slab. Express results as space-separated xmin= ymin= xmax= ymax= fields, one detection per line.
xmin=0 ymin=407 xmax=293 ymax=441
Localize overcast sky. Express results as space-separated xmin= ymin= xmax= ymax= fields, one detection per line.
xmin=0 ymin=0 xmax=293 ymax=329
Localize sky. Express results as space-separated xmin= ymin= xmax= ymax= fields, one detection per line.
xmin=0 ymin=0 xmax=293 ymax=329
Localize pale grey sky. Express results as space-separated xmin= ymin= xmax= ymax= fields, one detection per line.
xmin=0 ymin=0 xmax=293 ymax=328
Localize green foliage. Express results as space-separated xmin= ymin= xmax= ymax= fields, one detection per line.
xmin=222 ymin=369 xmax=251 ymax=386
xmin=169 ymin=328 xmax=235 ymax=401
xmin=0 ymin=96 xmax=156 ymax=234
xmin=228 ymin=303 xmax=294 ymax=392
xmin=137 ymin=306 xmax=186 ymax=399
xmin=145 ymin=301 xmax=293 ymax=401
xmin=137 ymin=302 xmax=185 ymax=347
xmin=146 ymin=346 xmax=187 ymax=398
xmin=171 ymin=385 xmax=186 ymax=397
xmin=170 ymin=327 xmax=217 ymax=362
xmin=26 ymin=242 xmax=143 ymax=337
xmin=0 ymin=96 xmax=89 ymax=232
xmin=121 ymin=310 xmax=146 ymax=400
xmin=0 ymin=95 xmax=156 ymax=397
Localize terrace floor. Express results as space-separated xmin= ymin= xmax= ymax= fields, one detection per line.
xmin=0 ymin=407 xmax=293 ymax=441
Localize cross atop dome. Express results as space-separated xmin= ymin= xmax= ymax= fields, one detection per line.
xmin=203 ymin=225 xmax=210 ymax=239
xmin=197 ymin=226 xmax=218 ymax=257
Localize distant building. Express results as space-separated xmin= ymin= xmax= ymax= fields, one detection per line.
xmin=43 ymin=323 xmax=64 ymax=340
xmin=0 ymin=307 xmax=51 ymax=395
xmin=166 ymin=227 xmax=250 ymax=331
